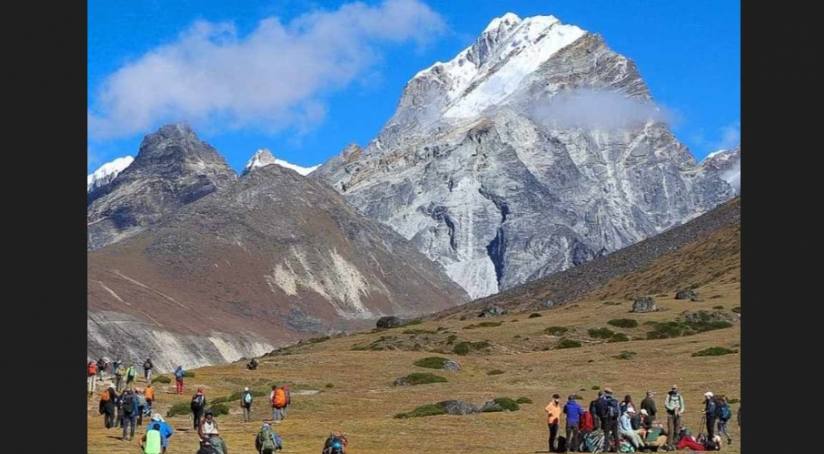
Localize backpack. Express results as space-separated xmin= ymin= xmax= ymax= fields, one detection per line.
xmin=618 ymin=440 xmax=635 ymax=452
xmin=259 ymin=426 xmax=278 ymax=453
xmin=556 ymin=435 xmax=567 ymax=452
xmin=719 ymin=403 xmax=731 ymax=421
xmin=122 ymin=394 xmax=135 ymax=414
xmin=144 ymin=360 xmax=152 ymax=369
xmin=144 ymin=425 xmax=162 ymax=454
xmin=191 ymin=394 xmax=205 ymax=412
xmin=584 ymin=430 xmax=605 ymax=453
xmin=175 ymin=368 xmax=185 ymax=379
xmin=602 ymin=397 xmax=618 ymax=419
xmin=127 ymin=366 xmax=136 ymax=379
xmin=273 ymin=388 xmax=286 ymax=408
xmin=324 ymin=436 xmax=345 ymax=454
xmin=579 ymin=410 xmax=594 ymax=432
xmin=243 ymin=391 xmax=253 ymax=405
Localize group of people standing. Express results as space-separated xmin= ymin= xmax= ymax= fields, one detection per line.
xmin=545 ymin=385 xmax=738 ymax=452
xmin=87 ymin=357 xmax=154 ymax=395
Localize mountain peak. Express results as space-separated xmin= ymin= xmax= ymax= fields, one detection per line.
xmin=483 ymin=12 xmax=522 ymax=33
xmin=244 ymin=148 xmax=320 ymax=176
xmin=87 ymin=155 xmax=134 ymax=193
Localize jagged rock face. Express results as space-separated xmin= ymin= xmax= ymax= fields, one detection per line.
xmin=314 ymin=14 xmax=736 ymax=299
xmin=701 ymin=148 xmax=740 ymax=194
xmin=87 ymin=124 xmax=237 ymax=250
xmin=87 ymin=156 xmax=134 ymax=199
xmin=88 ymin=164 xmax=468 ymax=370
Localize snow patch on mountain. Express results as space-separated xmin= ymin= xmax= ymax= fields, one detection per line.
xmin=87 ymin=156 xmax=134 ymax=192
xmin=245 ymin=148 xmax=319 ymax=176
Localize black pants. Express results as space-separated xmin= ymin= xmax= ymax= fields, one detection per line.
xmin=104 ymin=411 xmax=114 ymax=429
xmin=193 ymin=410 xmax=203 ymax=429
xmin=121 ymin=414 xmax=136 ymax=440
xmin=593 ymin=414 xmax=601 ymax=431
xmin=706 ymin=415 xmax=716 ymax=439
xmin=603 ymin=419 xmax=619 ymax=451
xmin=565 ymin=424 xmax=579 ymax=452
xmin=548 ymin=422 xmax=559 ymax=452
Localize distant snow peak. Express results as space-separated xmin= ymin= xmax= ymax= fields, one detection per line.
xmin=244 ymin=148 xmax=319 ymax=176
xmin=483 ymin=12 xmax=522 ymax=33
xmin=87 ymin=156 xmax=134 ymax=192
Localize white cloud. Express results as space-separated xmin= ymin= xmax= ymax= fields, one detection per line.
xmin=528 ymin=89 xmax=672 ymax=130
xmin=715 ymin=121 xmax=740 ymax=150
xmin=89 ymin=0 xmax=445 ymax=140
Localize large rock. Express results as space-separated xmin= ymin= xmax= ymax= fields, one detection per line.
xmin=675 ymin=289 xmax=698 ymax=300
xmin=438 ymin=400 xmax=479 ymax=415
xmin=680 ymin=310 xmax=737 ymax=324
xmin=442 ymin=359 xmax=462 ymax=372
xmin=631 ymin=296 xmax=657 ymax=313
xmin=314 ymin=14 xmax=736 ymax=299
xmin=478 ymin=305 xmax=507 ymax=318
xmin=376 ymin=316 xmax=403 ymax=329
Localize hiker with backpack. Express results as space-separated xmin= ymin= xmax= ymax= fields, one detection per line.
xmin=589 ymin=391 xmax=603 ymax=431
xmin=241 ymin=387 xmax=254 ymax=422
xmin=174 ymin=365 xmax=185 ymax=395
xmin=578 ymin=406 xmax=595 ymax=449
xmin=715 ymin=395 xmax=733 ymax=444
xmin=120 ymin=388 xmax=139 ymax=441
xmin=563 ymin=394 xmax=583 ymax=452
xmin=618 ymin=407 xmax=645 ymax=450
xmin=126 ymin=363 xmax=138 ymax=388
xmin=143 ymin=358 xmax=154 ymax=383
xmin=147 ymin=414 xmax=173 ymax=454
xmin=270 ymin=385 xmax=287 ymax=422
xmin=256 ymin=422 xmax=283 ymax=453
xmin=619 ymin=395 xmax=636 ymax=416
xmin=191 ymin=388 xmax=207 ymax=430
xmin=141 ymin=418 xmax=164 ymax=454
xmin=96 ymin=357 xmax=107 ymax=381
xmin=599 ymin=388 xmax=621 ymax=452
xmin=703 ymin=391 xmax=717 ymax=440
xmin=544 ymin=393 xmax=562 ymax=452
xmin=664 ymin=385 xmax=685 ymax=450
xmin=197 ymin=439 xmax=221 ymax=454
xmin=198 ymin=410 xmax=227 ymax=454
xmin=99 ymin=386 xmax=117 ymax=429
xmin=115 ymin=362 xmax=126 ymax=392
xmin=322 ymin=431 xmax=347 ymax=454
xmin=135 ymin=388 xmax=148 ymax=426
xmin=145 ymin=383 xmax=155 ymax=415
xmin=640 ymin=391 xmax=657 ymax=423
xmin=87 ymin=360 xmax=98 ymax=396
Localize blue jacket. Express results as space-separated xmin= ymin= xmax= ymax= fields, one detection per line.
xmin=563 ymin=400 xmax=584 ymax=425
xmin=618 ymin=413 xmax=634 ymax=432
xmin=148 ymin=421 xmax=174 ymax=448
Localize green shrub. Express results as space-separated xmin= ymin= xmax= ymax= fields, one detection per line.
xmin=607 ymin=333 xmax=630 ymax=343
xmin=211 ymin=396 xmax=229 ymax=405
xmin=591 ymin=385 xmax=600 ymax=390
xmin=516 ymin=397 xmax=533 ymax=404
xmin=614 ymin=351 xmax=637 ymax=360
xmin=403 ymin=329 xmax=437 ymax=335
xmin=490 ymin=397 xmax=520 ymax=412
xmin=646 ymin=321 xmax=689 ymax=339
xmin=692 ymin=347 xmax=738 ymax=357
xmin=545 ymin=326 xmax=569 ymax=336
xmin=728 ymin=398 xmax=740 ymax=404
xmin=414 ymin=357 xmax=450 ymax=369
xmin=556 ymin=338 xmax=582 ymax=349
xmin=463 ymin=321 xmax=503 ymax=329
xmin=395 ymin=372 xmax=448 ymax=385
xmin=303 ymin=335 xmax=330 ymax=344
xmin=731 ymin=306 xmax=741 ymax=313
xmin=487 ymin=369 xmax=504 ymax=375
xmin=588 ymin=327 xmax=616 ymax=339
xmin=394 ymin=404 xmax=446 ymax=419
xmin=607 ymin=318 xmax=639 ymax=328
xmin=528 ymin=313 xmax=542 ymax=318
xmin=513 ymin=334 xmax=521 ymax=339
xmin=209 ymin=403 xmax=229 ymax=416
xmin=152 ymin=375 xmax=171 ymax=384
xmin=713 ymin=305 xmax=724 ymax=310
xmin=452 ymin=341 xmax=490 ymax=355
xmin=326 ymin=383 xmax=334 ymax=388
xmin=166 ymin=402 xmax=191 ymax=417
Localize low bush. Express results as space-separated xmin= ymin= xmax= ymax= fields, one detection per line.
xmin=556 ymin=338 xmax=582 ymax=349
xmin=395 ymin=372 xmax=448 ymax=385
xmin=403 ymin=329 xmax=437 ymax=335
xmin=166 ymin=402 xmax=191 ymax=417
xmin=325 ymin=383 xmax=334 ymax=388
xmin=516 ymin=397 xmax=533 ymax=404
xmin=463 ymin=321 xmax=503 ymax=329
xmin=209 ymin=403 xmax=229 ymax=416
xmin=452 ymin=341 xmax=491 ymax=355
xmin=544 ymin=326 xmax=569 ymax=336
xmin=528 ymin=313 xmax=542 ymax=318
xmin=152 ymin=375 xmax=171 ymax=384
xmin=591 ymin=385 xmax=600 ymax=390
xmin=490 ymin=397 xmax=520 ymax=412
xmin=487 ymin=369 xmax=504 ymax=375
xmin=607 ymin=318 xmax=639 ymax=328
xmin=588 ymin=327 xmax=616 ymax=339
xmin=414 ymin=357 xmax=450 ymax=369
xmin=608 ymin=333 xmax=629 ymax=342
xmin=614 ymin=351 xmax=637 ymax=360
xmin=692 ymin=347 xmax=738 ymax=357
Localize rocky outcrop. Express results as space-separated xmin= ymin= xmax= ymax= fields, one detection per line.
xmin=631 ymin=297 xmax=657 ymax=313
xmin=315 ymin=14 xmax=736 ymax=299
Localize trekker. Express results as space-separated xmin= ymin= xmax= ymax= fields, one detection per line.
xmin=599 ymin=388 xmax=621 ymax=452
xmin=120 ymin=388 xmax=139 ymax=441
xmin=145 ymin=383 xmax=155 ymax=414
xmin=544 ymin=393 xmax=562 ymax=452
xmin=126 ymin=364 xmax=137 ymax=388
xmin=578 ymin=406 xmax=595 ymax=439
xmin=143 ymin=358 xmax=154 ymax=382
xmin=619 ymin=395 xmax=636 ymax=415
xmin=135 ymin=388 xmax=148 ymax=426
xmin=174 ymin=365 xmax=185 ymax=395
xmin=639 ymin=409 xmax=652 ymax=432
xmin=563 ymin=394 xmax=583 ymax=452
xmin=664 ymin=385 xmax=685 ymax=450
xmin=640 ymin=391 xmax=657 ymax=423
xmin=140 ymin=419 xmax=163 ymax=454
xmin=149 ymin=414 xmax=174 ymax=453
xmin=715 ymin=395 xmax=733 ymax=444
xmin=282 ymin=384 xmax=292 ymax=418
xmin=241 ymin=387 xmax=253 ymax=422
xmin=256 ymin=422 xmax=283 ymax=453
xmin=703 ymin=391 xmax=717 ymax=439
xmin=198 ymin=410 xmax=219 ymax=440
xmin=96 ymin=357 xmax=107 ymax=381
xmin=197 ymin=439 xmax=220 ymax=454
xmin=271 ymin=385 xmax=287 ymax=422
xmin=322 ymin=431 xmax=347 ymax=454
xmin=87 ymin=361 xmax=98 ymax=396
xmin=589 ymin=391 xmax=603 ymax=430
xmin=618 ymin=408 xmax=645 ymax=450
xmin=99 ymin=386 xmax=116 ymax=429
xmin=115 ymin=362 xmax=126 ymax=392
xmin=191 ymin=388 xmax=207 ymax=430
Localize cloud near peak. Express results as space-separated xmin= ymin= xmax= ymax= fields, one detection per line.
xmin=89 ymin=0 xmax=445 ymax=140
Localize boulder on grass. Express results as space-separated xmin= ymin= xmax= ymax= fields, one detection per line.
xmin=675 ymin=289 xmax=698 ymax=300
xmin=438 ymin=400 xmax=479 ymax=415
xmin=376 ymin=316 xmax=403 ymax=329
xmin=631 ymin=297 xmax=657 ymax=313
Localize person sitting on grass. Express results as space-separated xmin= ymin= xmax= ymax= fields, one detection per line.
xmin=618 ymin=407 xmax=645 ymax=450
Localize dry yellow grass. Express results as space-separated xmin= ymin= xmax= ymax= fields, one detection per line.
xmin=87 ymin=279 xmax=740 ymax=453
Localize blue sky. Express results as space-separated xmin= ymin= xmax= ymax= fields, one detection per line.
xmin=88 ymin=0 xmax=740 ymax=173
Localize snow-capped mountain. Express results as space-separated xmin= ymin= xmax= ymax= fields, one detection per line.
xmin=701 ymin=148 xmax=740 ymax=194
xmin=314 ymin=13 xmax=736 ymax=299
xmin=87 ymin=156 xmax=134 ymax=193
xmin=244 ymin=149 xmax=319 ymax=176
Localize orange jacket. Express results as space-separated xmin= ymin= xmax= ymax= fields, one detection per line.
xmin=545 ymin=401 xmax=562 ymax=424
xmin=144 ymin=386 xmax=155 ymax=400
xmin=273 ymin=388 xmax=287 ymax=408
